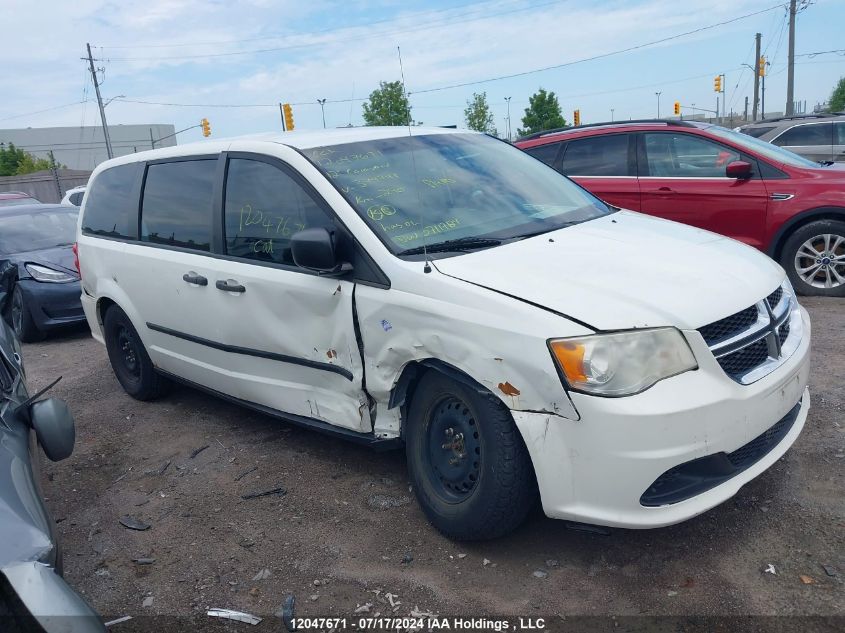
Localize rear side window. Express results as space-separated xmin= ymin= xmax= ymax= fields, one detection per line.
xmin=141 ymin=160 xmax=216 ymax=251
xmin=69 ymin=192 xmax=84 ymax=206
xmin=835 ymin=122 xmax=845 ymax=145
xmin=773 ymin=123 xmax=833 ymax=147
xmin=741 ymin=126 xmax=776 ymax=139
xmin=560 ymin=134 xmax=630 ymax=176
xmin=524 ymin=142 xmax=562 ymax=167
xmin=82 ymin=163 xmax=140 ymax=238
xmin=224 ymin=158 xmax=335 ymax=265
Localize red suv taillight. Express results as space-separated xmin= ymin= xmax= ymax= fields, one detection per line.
xmin=72 ymin=242 xmax=81 ymax=278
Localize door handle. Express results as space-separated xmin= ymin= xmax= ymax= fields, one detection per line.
xmin=182 ymin=272 xmax=208 ymax=286
xmin=216 ymin=279 xmax=246 ymax=293
xmin=654 ymin=186 xmax=675 ymax=194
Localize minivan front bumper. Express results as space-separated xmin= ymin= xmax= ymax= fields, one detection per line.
xmin=513 ymin=305 xmax=811 ymax=529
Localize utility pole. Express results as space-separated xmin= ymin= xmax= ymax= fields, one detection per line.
xmin=655 ymin=92 xmax=662 ymax=118
xmin=744 ymin=96 xmax=749 ymax=121
xmin=610 ymin=108 xmax=615 ymax=122
xmin=786 ymin=0 xmax=797 ymax=115
xmin=85 ymin=43 xmax=114 ymax=160
xmin=504 ymin=97 xmax=512 ymax=141
xmin=752 ymin=33 xmax=762 ymax=121
xmin=317 ymin=99 xmax=327 ymax=128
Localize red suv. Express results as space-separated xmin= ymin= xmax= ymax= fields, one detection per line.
xmin=516 ymin=120 xmax=845 ymax=296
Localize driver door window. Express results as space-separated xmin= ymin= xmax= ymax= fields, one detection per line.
xmin=643 ymin=133 xmax=740 ymax=178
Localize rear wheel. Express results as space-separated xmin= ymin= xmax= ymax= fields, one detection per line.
xmin=11 ymin=285 xmax=44 ymax=343
xmin=405 ymin=371 xmax=537 ymax=540
xmin=781 ymin=219 xmax=845 ymax=297
xmin=103 ymin=305 xmax=168 ymax=400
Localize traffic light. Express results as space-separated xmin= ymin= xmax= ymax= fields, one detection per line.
xmin=200 ymin=118 xmax=211 ymax=137
xmin=573 ymin=109 xmax=581 ymax=126
xmin=713 ymin=75 xmax=722 ymax=93
xmin=283 ymin=103 xmax=294 ymax=131
xmin=758 ymin=55 xmax=766 ymax=77
xmin=673 ymin=101 xmax=681 ymax=116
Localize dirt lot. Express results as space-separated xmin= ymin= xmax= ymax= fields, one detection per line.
xmin=23 ymin=298 xmax=844 ymax=630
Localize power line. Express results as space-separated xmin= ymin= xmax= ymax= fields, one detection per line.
xmin=795 ymin=48 xmax=845 ymax=57
xmin=97 ymin=0 xmax=570 ymax=62
xmin=0 ymin=100 xmax=90 ymax=123
xmin=410 ymin=3 xmax=788 ymax=94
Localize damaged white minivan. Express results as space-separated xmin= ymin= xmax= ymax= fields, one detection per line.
xmin=76 ymin=127 xmax=810 ymax=539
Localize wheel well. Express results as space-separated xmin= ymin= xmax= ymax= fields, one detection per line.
xmin=96 ymin=297 xmax=117 ymax=330
xmin=770 ymin=208 xmax=845 ymax=260
xmin=389 ymin=359 xmax=498 ymax=439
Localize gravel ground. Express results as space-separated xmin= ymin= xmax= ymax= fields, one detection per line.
xmin=22 ymin=298 xmax=844 ymax=631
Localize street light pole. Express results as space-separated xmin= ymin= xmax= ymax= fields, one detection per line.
xmin=317 ymin=99 xmax=327 ymax=129
xmin=655 ymin=92 xmax=662 ymax=118
xmin=504 ymin=97 xmax=512 ymax=141
xmin=611 ymin=108 xmax=615 ymax=122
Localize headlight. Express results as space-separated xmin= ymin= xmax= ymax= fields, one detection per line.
xmin=24 ymin=263 xmax=76 ymax=283
xmin=548 ymin=328 xmax=697 ymax=396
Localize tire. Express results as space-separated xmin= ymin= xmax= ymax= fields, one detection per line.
xmin=405 ymin=370 xmax=537 ymax=540
xmin=780 ymin=219 xmax=845 ymax=297
xmin=11 ymin=285 xmax=45 ymax=343
xmin=103 ymin=305 xmax=168 ymax=400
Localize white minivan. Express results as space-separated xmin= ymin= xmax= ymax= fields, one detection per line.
xmin=76 ymin=127 xmax=811 ymax=539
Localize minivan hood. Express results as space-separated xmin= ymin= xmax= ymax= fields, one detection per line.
xmin=433 ymin=211 xmax=784 ymax=331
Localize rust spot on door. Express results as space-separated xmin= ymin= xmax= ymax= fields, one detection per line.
xmin=497 ymin=381 xmax=521 ymax=396
xmin=326 ymin=349 xmax=338 ymax=359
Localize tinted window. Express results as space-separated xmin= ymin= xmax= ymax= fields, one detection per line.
xmin=741 ymin=125 xmax=776 ymax=139
xmin=82 ymin=163 xmax=140 ymax=238
xmin=308 ymin=133 xmax=611 ymax=254
xmin=560 ymin=134 xmax=629 ymax=176
xmin=69 ymin=192 xmax=84 ymax=206
xmin=524 ymin=142 xmax=562 ymax=166
xmin=224 ymin=158 xmax=335 ymax=265
xmin=141 ymin=160 xmax=216 ymax=251
xmin=643 ymin=133 xmax=740 ymax=177
xmin=773 ymin=123 xmax=833 ymax=146
xmin=0 ymin=209 xmax=78 ymax=254
xmin=835 ymin=122 xmax=845 ymax=145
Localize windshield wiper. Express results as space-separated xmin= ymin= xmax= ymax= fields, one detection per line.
xmin=818 ymin=160 xmax=834 ymax=166
xmin=399 ymin=236 xmax=502 ymax=256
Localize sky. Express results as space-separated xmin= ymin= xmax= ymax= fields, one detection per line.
xmin=1 ymin=0 xmax=844 ymax=147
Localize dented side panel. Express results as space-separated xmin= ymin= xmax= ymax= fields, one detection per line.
xmin=355 ymin=268 xmax=589 ymax=437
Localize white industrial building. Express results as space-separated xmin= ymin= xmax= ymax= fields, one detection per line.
xmin=0 ymin=124 xmax=178 ymax=171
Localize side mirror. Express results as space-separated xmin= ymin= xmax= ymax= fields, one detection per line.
xmin=30 ymin=398 xmax=75 ymax=462
xmin=291 ymin=228 xmax=352 ymax=276
xmin=726 ymin=160 xmax=753 ymax=179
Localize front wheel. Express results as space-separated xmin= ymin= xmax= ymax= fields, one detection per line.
xmin=405 ymin=371 xmax=537 ymax=540
xmin=103 ymin=305 xmax=168 ymax=400
xmin=781 ymin=219 xmax=845 ymax=297
xmin=11 ymin=285 xmax=44 ymax=343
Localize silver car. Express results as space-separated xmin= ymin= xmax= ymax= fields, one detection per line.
xmin=739 ymin=113 xmax=845 ymax=163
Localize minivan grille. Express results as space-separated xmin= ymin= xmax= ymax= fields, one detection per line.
xmin=697 ymin=284 xmax=796 ymax=385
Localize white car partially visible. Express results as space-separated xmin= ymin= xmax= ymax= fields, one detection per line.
xmin=61 ymin=185 xmax=86 ymax=207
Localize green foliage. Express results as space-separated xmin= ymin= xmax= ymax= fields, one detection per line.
xmin=464 ymin=92 xmax=497 ymax=135
xmin=517 ymin=88 xmax=567 ymax=137
xmin=829 ymin=77 xmax=845 ymax=112
xmin=362 ymin=80 xmax=413 ymax=126
xmin=0 ymin=143 xmax=56 ymax=176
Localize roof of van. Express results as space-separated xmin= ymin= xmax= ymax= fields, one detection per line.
xmin=96 ymin=126 xmax=474 ymax=172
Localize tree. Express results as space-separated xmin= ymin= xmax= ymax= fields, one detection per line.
xmin=362 ymin=80 xmax=413 ymax=126
xmin=0 ymin=142 xmax=55 ymax=176
xmin=517 ymin=88 xmax=566 ymax=137
xmin=464 ymin=92 xmax=497 ymax=135
xmin=829 ymin=77 xmax=845 ymax=112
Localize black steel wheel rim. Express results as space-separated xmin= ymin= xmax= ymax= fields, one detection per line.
xmin=11 ymin=290 xmax=23 ymax=335
xmin=425 ymin=395 xmax=481 ymax=502
xmin=116 ymin=325 xmax=140 ymax=378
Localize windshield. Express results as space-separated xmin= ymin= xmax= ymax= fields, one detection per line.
xmin=0 ymin=197 xmax=37 ymax=207
xmin=706 ymin=125 xmax=820 ymax=168
xmin=0 ymin=210 xmax=78 ymax=254
xmin=306 ymin=133 xmax=611 ymax=255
